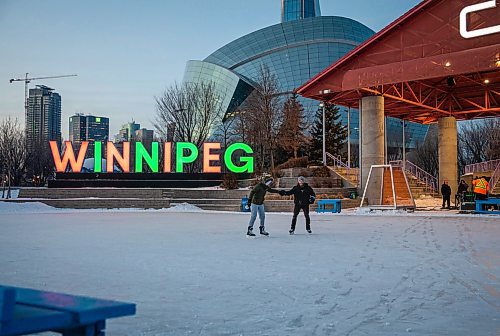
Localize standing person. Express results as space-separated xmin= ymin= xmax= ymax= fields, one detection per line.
xmin=441 ymin=180 xmax=451 ymax=209
xmin=280 ymin=176 xmax=316 ymax=234
xmin=457 ymin=180 xmax=468 ymax=194
xmin=246 ymin=176 xmax=280 ymax=237
xmin=455 ymin=179 xmax=469 ymax=207
xmin=474 ymin=176 xmax=490 ymax=200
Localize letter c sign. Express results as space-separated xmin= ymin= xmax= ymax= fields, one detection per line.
xmin=460 ymin=0 xmax=500 ymax=39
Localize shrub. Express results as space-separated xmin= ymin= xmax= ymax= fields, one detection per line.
xmin=276 ymin=156 xmax=309 ymax=170
xmin=312 ymin=166 xmax=331 ymax=177
xmin=221 ymin=173 xmax=239 ymax=190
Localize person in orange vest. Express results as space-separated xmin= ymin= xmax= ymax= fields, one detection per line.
xmin=473 ymin=176 xmax=489 ymax=200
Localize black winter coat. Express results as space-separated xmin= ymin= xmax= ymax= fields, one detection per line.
xmin=441 ymin=184 xmax=451 ymax=196
xmin=283 ymin=183 xmax=316 ymax=206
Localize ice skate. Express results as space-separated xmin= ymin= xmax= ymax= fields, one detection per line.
xmin=259 ymin=226 xmax=269 ymax=236
xmin=246 ymin=227 xmax=256 ymax=237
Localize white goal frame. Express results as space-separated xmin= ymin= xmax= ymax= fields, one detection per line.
xmin=360 ymin=164 xmax=415 ymax=211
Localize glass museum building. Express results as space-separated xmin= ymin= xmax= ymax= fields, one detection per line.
xmin=183 ymin=0 xmax=429 ymax=150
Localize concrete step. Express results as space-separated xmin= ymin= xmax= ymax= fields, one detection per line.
xmin=19 ymin=188 xmax=169 ymax=199
xmin=278 ymin=177 xmax=342 ymax=188
xmin=3 ymin=198 xmax=170 ymax=209
xmin=172 ymin=198 xmax=361 ymax=212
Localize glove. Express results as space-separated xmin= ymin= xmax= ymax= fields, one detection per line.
xmin=279 ymin=190 xmax=285 ymax=196
xmin=309 ymin=196 xmax=316 ymax=204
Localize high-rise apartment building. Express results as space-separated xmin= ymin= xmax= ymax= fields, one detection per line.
xmin=135 ymin=128 xmax=154 ymax=148
xmin=69 ymin=114 xmax=109 ymax=156
xmin=115 ymin=121 xmax=141 ymax=143
xmin=26 ymin=85 xmax=61 ymax=149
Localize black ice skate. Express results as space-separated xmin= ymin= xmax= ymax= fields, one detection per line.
xmin=247 ymin=227 xmax=256 ymax=237
xmin=307 ymin=229 xmax=312 ymax=234
xmin=289 ymin=229 xmax=295 ymax=235
xmin=259 ymin=226 xmax=269 ymax=236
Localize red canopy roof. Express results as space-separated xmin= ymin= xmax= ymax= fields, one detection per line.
xmin=297 ymin=0 xmax=500 ymax=124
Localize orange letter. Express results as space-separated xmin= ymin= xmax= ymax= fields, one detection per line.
xmin=107 ymin=142 xmax=130 ymax=173
xmin=50 ymin=141 xmax=88 ymax=173
xmin=163 ymin=142 xmax=172 ymax=173
xmin=203 ymin=143 xmax=221 ymax=173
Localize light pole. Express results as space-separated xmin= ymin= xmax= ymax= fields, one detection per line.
xmin=402 ymin=120 xmax=406 ymax=169
xmin=319 ymin=102 xmax=326 ymax=166
xmin=347 ymin=106 xmax=351 ymax=168
xmin=318 ymin=89 xmax=331 ymax=167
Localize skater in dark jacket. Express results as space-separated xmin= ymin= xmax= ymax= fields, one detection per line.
xmin=280 ymin=176 xmax=316 ymax=234
xmin=247 ymin=177 xmax=280 ymax=237
xmin=441 ymin=180 xmax=451 ymax=209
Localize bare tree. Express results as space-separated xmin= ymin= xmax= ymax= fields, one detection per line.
xmin=155 ymin=82 xmax=225 ymax=172
xmin=240 ymin=65 xmax=283 ymax=171
xmin=458 ymin=118 xmax=500 ymax=171
xmin=26 ymin=137 xmax=54 ymax=186
xmin=0 ymin=117 xmax=27 ymax=198
xmin=212 ymin=113 xmax=238 ymax=149
xmin=155 ymin=82 xmax=224 ymax=147
xmin=407 ymin=125 xmax=439 ymax=177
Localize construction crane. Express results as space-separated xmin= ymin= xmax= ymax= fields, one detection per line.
xmin=9 ymin=73 xmax=77 ymax=117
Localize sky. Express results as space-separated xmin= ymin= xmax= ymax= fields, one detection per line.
xmin=0 ymin=0 xmax=421 ymax=139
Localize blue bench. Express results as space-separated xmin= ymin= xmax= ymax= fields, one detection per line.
xmin=316 ymin=199 xmax=341 ymax=213
xmin=0 ymin=285 xmax=135 ymax=336
xmin=475 ymin=198 xmax=500 ymax=214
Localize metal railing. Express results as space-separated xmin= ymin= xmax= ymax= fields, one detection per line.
xmin=325 ymin=152 xmax=359 ymax=185
xmin=390 ymin=160 xmax=438 ymax=194
xmin=464 ymin=159 xmax=500 ymax=174
xmin=489 ymin=161 xmax=500 ymax=192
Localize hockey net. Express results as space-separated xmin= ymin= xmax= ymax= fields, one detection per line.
xmin=360 ymin=165 xmax=415 ymax=211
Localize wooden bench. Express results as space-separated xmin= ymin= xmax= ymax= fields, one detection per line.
xmin=316 ymin=199 xmax=341 ymax=213
xmin=0 ymin=285 xmax=135 ymax=336
xmin=475 ymin=198 xmax=500 ymax=214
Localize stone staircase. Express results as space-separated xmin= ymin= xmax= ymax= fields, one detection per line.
xmin=169 ymin=188 xmax=360 ymax=212
xmin=13 ymin=187 xmax=361 ymax=212
xmin=391 ymin=160 xmax=438 ymax=197
xmin=15 ymin=188 xmax=171 ymax=209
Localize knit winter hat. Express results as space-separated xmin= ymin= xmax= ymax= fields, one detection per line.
xmin=298 ymin=176 xmax=306 ymax=183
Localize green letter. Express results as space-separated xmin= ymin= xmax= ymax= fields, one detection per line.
xmin=224 ymin=143 xmax=254 ymax=173
xmin=135 ymin=142 xmax=159 ymax=173
xmin=176 ymin=142 xmax=198 ymax=172
xmin=94 ymin=141 xmax=102 ymax=173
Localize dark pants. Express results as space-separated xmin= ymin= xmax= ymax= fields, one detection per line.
xmin=475 ymin=193 xmax=487 ymax=200
xmin=442 ymin=195 xmax=450 ymax=208
xmin=291 ymin=204 xmax=310 ymax=231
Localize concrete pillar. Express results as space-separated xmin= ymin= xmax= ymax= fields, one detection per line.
xmin=438 ymin=117 xmax=458 ymax=197
xmin=360 ymin=96 xmax=385 ymax=200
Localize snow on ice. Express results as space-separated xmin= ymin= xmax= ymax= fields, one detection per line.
xmin=0 ymin=203 xmax=499 ymax=335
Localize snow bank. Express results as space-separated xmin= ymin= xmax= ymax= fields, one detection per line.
xmin=165 ymin=202 xmax=204 ymax=212
xmin=0 ymin=201 xmax=61 ymax=214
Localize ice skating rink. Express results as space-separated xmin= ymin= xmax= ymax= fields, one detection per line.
xmin=0 ymin=205 xmax=499 ymax=335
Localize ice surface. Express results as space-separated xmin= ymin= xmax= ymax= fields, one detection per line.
xmin=0 ymin=206 xmax=498 ymax=335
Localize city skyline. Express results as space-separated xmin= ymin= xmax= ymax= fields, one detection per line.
xmin=0 ymin=0 xmax=420 ymax=139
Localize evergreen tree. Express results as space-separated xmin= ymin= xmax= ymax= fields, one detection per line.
xmin=309 ymin=103 xmax=347 ymax=162
xmin=278 ymin=94 xmax=308 ymax=159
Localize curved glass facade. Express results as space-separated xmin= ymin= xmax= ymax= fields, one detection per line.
xmin=183 ymin=4 xmax=428 ymax=149
xmin=282 ymin=0 xmax=321 ymax=23
xmin=184 ymin=61 xmax=254 ymax=119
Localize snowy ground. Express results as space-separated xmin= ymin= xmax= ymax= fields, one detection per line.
xmin=0 ymin=203 xmax=499 ymax=335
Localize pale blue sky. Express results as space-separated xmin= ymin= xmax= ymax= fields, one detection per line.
xmin=0 ymin=0 xmax=420 ymax=139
